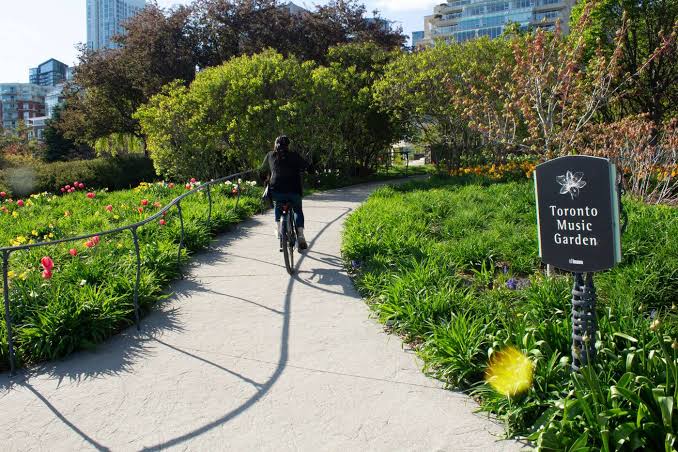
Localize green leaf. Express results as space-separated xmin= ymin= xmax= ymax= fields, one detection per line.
xmin=656 ymin=396 xmax=673 ymax=430
xmin=614 ymin=332 xmax=638 ymax=343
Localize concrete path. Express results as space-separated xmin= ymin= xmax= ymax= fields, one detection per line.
xmin=0 ymin=181 xmax=521 ymax=451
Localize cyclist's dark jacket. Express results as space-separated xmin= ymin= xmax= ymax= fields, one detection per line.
xmin=259 ymin=151 xmax=308 ymax=195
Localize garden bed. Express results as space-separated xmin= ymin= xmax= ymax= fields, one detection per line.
xmin=0 ymin=179 xmax=261 ymax=371
xmin=342 ymin=176 xmax=678 ymax=450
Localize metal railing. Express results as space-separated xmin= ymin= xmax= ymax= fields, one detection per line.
xmin=1 ymin=169 xmax=257 ymax=375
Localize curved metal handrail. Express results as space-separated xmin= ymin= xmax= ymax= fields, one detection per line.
xmin=1 ymin=168 xmax=257 ymax=375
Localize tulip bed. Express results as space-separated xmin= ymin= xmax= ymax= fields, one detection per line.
xmin=0 ymin=179 xmax=262 ymax=370
xmin=342 ymin=176 xmax=678 ymax=450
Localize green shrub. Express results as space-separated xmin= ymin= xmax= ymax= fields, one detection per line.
xmin=343 ymin=176 xmax=678 ymax=450
xmin=1 ymin=155 xmax=156 ymax=196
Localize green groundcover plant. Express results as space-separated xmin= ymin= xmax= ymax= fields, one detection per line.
xmin=342 ymin=176 xmax=678 ymax=451
xmin=0 ymin=178 xmax=261 ymax=371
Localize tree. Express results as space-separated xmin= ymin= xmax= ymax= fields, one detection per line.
xmin=43 ymin=106 xmax=78 ymax=161
xmin=572 ymin=0 xmax=678 ymax=125
xmin=375 ymin=38 xmax=511 ymax=170
xmin=57 ymin=3 xmax=197 ymax=144
xmin=455 ymin=3 xmax=676 ymax=159
xmin=136 ymin=51 xmax=315 ymax=179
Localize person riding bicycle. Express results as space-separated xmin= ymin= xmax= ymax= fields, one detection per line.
xmin=259 ymin=135 xmax=308 ymax=250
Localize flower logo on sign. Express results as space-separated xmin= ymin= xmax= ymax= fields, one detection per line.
xmin=557 ymin=171 xmax=586 ymax=199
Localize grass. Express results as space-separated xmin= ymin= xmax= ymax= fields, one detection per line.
xmin=342 ymin=175 xmax=678 ymax=450
xmin=0 ymin=179 xmax=262 ymax=371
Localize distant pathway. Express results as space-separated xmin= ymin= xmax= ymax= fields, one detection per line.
xmin=0 ymin=180 xmax=520 ymax=451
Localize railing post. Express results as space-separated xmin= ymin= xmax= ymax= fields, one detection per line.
xmin=130 ymin=227 xmax=141 ymax=330
xmin=2 ymin=251 xmax=16 ymax=375
xmin=206 ymin=185 xmax=213 ymax=230
xmin=235 ymin=181 xmax=241 ymax=210
xmin=176 ymin=202 xmax=185 ymax=277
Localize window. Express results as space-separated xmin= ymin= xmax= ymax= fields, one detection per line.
xmin=487 ymin=2 xmax=509 ymax=13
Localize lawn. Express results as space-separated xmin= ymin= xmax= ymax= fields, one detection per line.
xmin=342 ymin=176 xmax=678 ymax=450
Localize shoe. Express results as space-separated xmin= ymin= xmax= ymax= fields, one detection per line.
xmin=297 ymin=227 xmax=308 ymax=250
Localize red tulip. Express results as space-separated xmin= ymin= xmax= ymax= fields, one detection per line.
xmin=73 ymin=181 xmax=79 ymax=188
xmin=86 ymin=192 xmax=95 ymax=199
xmin=92 ymin=235 xmax=100 ymax=245
xmin=85 ymin=240 xmax=94 ymax=248
xmin=159 ymin=219 xmax=167 ymax=226
xmin=141 ymin=199 xmax=149 ymax=206
xmin=190 ymin=178 xmax=196 ymax=183
xmin=40 ymin=256 xmax=54 ymax=272
xmin=65 ymin=185 xmax=71 ymax=190
xmin=185 ymin=184 xmax=191 ymax=190
xmin=42 ymin=270 xmax=52 ymax=279
xmin=105 ymin=205 xmax=113 ymax=212
xmin=78 ymin=183 xmax=85 ymax=189
xmin=69 ymin=248 xmax=78 ymax=256
xmin=0 ymin=192 xmax=5 ymax=198
xmin=17 ymin=200 xmax=24 ymax=207
xmin=168 ymin=183 xmax=175 ymax=189
xmin=137 ymin=207 xmax=144 ymax=214
xmin=60 ymin=188 xmax=66 ymax=193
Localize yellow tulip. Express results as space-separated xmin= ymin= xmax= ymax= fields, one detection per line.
xmin=485 ymin=346 xmax=534 ymax=397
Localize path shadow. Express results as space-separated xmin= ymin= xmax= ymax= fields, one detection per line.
xmin=142 ymin=205 xmax=353 ymax=450
xmin=173 ymin=278 xmax=284 ymax=315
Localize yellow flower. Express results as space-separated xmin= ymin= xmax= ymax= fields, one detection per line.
xmin=19 ymin=271 xmax=29 ymax=281
xmin=12 ymin=211 xmax=18 ymax=218
xmin=7 ymin=271 xmax=16 ymax=279
xmin=48 ymin=232 xmax=54 ymax=238
xmin=32 ymin=230 xmax=39 ymax=236
xmin=650 ymin=319 xmax=661 ymax=332
xmin=485 ymin=346 xmax=534 ymax=397
xmin=113 ymin=215 xmax=120 ymax=220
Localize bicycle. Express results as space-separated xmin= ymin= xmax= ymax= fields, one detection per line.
xmin=279 ymin=201 xmax=297 ymax=275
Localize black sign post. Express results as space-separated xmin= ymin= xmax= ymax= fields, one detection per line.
xmin=534 ymin=156 xmax=622 ymax=370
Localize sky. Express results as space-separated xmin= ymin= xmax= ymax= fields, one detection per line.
xmin=0 ymin=0 xmax=438 ymax=84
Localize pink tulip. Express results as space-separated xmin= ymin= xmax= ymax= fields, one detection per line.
xmin=40 ymin=256 xmax=54 ymax=272
xmin=78 ymin=183 xmax=85 ymax=189
xmin=159 ymin=219 xmax=167 ymax=226
xmin=85 ymin=240 xmax=94 ymax=248
xmin=17 ymin=200 xmax=24 ymax=207
xmin=65 ymin=185 xmax=71 ymax=190
xmin=42 ymin=270 xmax=52 ymax=280
xmin=105 ymin=205 xmax=113 ymax=212
xmin=92 ymin=235 xmax=100 ymax=245
xmin=69 ymin=248 xmax=78 ymax=256
xmin=69 ymin=189 xmax=75 ymax=193
xmin=0 ymin=192 xmax=5 ymax=198
xmin=86 ymin=192 xmax=95 ymax=199
xmin=60 ymin=188 xmax=66 ymax=193
xmin=153 ymin=201 xmax=161 ymax=208
xmin=190 ymin=178 xmax=196 ymax=183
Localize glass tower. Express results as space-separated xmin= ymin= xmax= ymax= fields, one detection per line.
xmin=423 ymin=0 xmax=577 ymax=45
xmin=29 ymin=59 xmax=69 ymax=87
xmin=87 ymin=0 xmax=146 ymax=50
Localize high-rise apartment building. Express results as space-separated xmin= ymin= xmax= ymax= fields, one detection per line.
xmin=87 ymin=0 xmax=146 ymax=50
xmin=412 ymin=31 xmax=425 ymax=48
xmin=29 ymin=59 xmax=69 ymax=87
xmin=0 ymin=84 xmax=49 ymax=131
xmin=422 ymin=0 xmax=576 ymax=45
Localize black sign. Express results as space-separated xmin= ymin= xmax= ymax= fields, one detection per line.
xmin=535 ymin=156 xmax=621 ymax=272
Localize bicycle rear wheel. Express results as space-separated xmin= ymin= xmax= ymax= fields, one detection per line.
xmin=282 ymin=214 xmax=295 ymax=275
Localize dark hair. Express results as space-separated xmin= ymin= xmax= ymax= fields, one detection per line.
xmin=273 ymin=135 xmax=290 ymax=160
